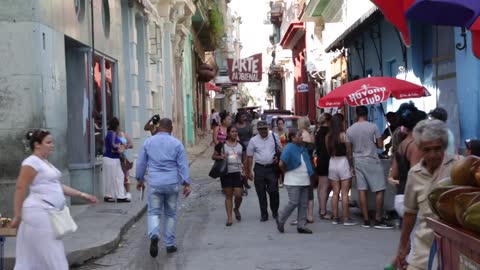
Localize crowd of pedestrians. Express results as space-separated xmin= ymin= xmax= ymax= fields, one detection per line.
xmin=10 ymin=102 xmax=480 ymax=269
xmin=208 ymin=104 xmax=477 ymax=270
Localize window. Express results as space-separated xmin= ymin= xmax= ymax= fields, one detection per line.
xmin=102 ymin=0 xmax=111 ymax=37
xmin=65 ymin=42 xmax=118 ymax=167
xmin=74 ymin=0 xmax=85 ymax=21
xmin=93 ymin=57 xmax=115 ymax=157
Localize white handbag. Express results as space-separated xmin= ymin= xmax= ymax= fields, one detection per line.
xmin=48 ymin=206 xmax=78 ymax=239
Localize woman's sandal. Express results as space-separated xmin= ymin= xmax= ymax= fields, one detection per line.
xmin=104 ymin=197 xmax=115 ymax=203
xmin=234 ymin=209 xmax=242 ymax=221
xmin=319 ymin=212 xmax=332 ymax=220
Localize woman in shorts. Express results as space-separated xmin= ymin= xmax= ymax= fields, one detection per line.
xmin=212 ymin=126 xmax=246 ymax=226
xmin=326 ymin=114 xmax=356 ymax=226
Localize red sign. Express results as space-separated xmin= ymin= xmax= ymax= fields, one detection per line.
xmin=227 ymin=53 xmax=262 ymax=82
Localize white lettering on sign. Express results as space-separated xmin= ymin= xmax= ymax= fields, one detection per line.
xmin=232 ymin=57 xmax=259 ymax=73
xmin=348 ymin=84 xmax=387 ymax=106
xmin=228 ymin=53 xmax=262 ymax=82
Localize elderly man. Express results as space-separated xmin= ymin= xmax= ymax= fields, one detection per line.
xmin=136 ymin=118 xmax=191 ymax=257
xmin=247 ymin=120 xmax=282 ymax=221
xmin=393 ymin=119 xmax=459 ymax=270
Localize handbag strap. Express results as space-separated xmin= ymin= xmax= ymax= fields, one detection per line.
xmin=272 ymin=132 xmax=279 ymax=155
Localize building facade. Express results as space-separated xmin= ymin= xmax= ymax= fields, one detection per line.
xmin=0 ymin=0 xmax=229 ymax=216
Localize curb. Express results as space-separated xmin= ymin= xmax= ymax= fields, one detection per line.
xmin=68 ymin=205 xmax=147 ymax=267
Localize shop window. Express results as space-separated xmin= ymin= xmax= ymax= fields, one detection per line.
xmin=65 ymin=38 xmax=118 ymax=167
xmin=93 ymin=57 xmax=115 ymax=157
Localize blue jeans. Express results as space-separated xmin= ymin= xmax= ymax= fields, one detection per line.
xmin=147 ymin=183 xmax=179 ymax=247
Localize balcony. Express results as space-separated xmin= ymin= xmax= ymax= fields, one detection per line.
xmin=270 ymin=0 xmax=285 ymax=26
xmin=192 ymin=0 xmax=225 ymax=51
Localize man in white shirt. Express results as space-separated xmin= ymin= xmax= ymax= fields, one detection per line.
xmin=247 ymin=121 xmax=282 ymax=221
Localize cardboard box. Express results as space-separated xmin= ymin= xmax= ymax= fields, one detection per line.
xmin=0 ymin=227 xmax=17 ymax=237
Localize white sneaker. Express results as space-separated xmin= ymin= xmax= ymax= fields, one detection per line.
xmin=290 ymin=220 xmax=298 ymax=225
xmin=343 ymin=218 xmax=358 ymax=226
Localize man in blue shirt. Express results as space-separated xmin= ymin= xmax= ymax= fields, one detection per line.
xmin=136 ymin=118 xmax=191 ymax=257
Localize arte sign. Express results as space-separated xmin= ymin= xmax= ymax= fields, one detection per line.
xmin=227 ymin=53 xmax=262 ymax=82
xmin=347 ymin=84 xmax=388 ymax=106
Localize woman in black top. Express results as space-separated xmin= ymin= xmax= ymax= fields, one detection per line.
xmin=314 ymin=113 xmax=332 ymax=219
xmin=326 ymin=114 xmax=355 ymax=225
xmin=388 ymin=103 xmax=426 ymax=215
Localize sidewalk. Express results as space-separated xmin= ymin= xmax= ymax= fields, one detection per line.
xmin=2 ymin=136 xmax=212 ymax=270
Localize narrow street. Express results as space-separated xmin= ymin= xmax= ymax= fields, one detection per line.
xmin=76 ymin=142 xmax=400 ymax=270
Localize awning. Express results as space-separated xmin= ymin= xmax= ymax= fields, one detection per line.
xmin=325 ymin=7 xmax=380 ymax=52
xmin=205 ymin=82 xmax=221 ymax=92
xmin=280 ymin=22 xmax=305 ymax=49
xmin=214 ymin=76 xmax=238 ymax=87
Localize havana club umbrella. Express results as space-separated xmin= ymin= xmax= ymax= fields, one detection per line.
xmin=317 ymin=77 xmax=430 ymax=108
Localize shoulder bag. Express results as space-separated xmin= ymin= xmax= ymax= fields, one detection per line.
xmin=43 ymin=200 xmax=78 ymax=239
xmin=209 ymin=144 xmax=228 ymax=178
xmin=272 ymin=133 xmax=282 ymax=175
xmin=120 ymin=155 xmax=133 ymax=171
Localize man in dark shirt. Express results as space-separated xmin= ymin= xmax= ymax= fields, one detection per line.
xmin=381 ymin=112 xmax=399 ymax=157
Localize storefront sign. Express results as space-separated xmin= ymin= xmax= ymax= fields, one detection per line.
xmin=227 ymin=53 xmax=262 ymax=82
xmin=297 ymin=83 xmax=309 ymax=93
xmin=347 ymin=84 xmax=388 ymax=106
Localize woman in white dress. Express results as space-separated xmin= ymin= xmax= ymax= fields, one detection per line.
xmin=11 ymin=129 xmax=97 ymax=270
xmin=103 ymin=117 xmax=131 ymax=202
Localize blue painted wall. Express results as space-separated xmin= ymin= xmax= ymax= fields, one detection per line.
xmin=454 ymin=29 xmax=480 ymax=147
xmin=345 ymin=17 xmax=464 ymax=147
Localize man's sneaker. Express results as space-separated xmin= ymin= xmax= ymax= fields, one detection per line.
xmin=276 ymin=218 xmax=285 ymax=233
xmin=332 ymin=218 xmax=343 ymax=225
xmin=166 ymin=245 xmax=178 ymax=254
xmin=149 ymin=236 xmax=159 ymax=257
xmin=290 ymin=220 xmax=298 ymax=226
xmin=374 ymin=219 xmax=394 ymax=229
xmin=362 ymin=220 xmax=371 ymax=228
xmin=343 ymin=218 xmax=358 ymax=226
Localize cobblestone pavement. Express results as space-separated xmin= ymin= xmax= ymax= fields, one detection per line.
xmin=75 ymin=136 xmax=401 ymax=270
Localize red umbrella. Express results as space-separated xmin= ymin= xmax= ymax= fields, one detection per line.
xmin=470 ymin=17 xmax=480 ymax=59
xmin=317 ymin=77 xmax=430 ymax=108
xmin=371 ymin=0 xmax=415 ymax=46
